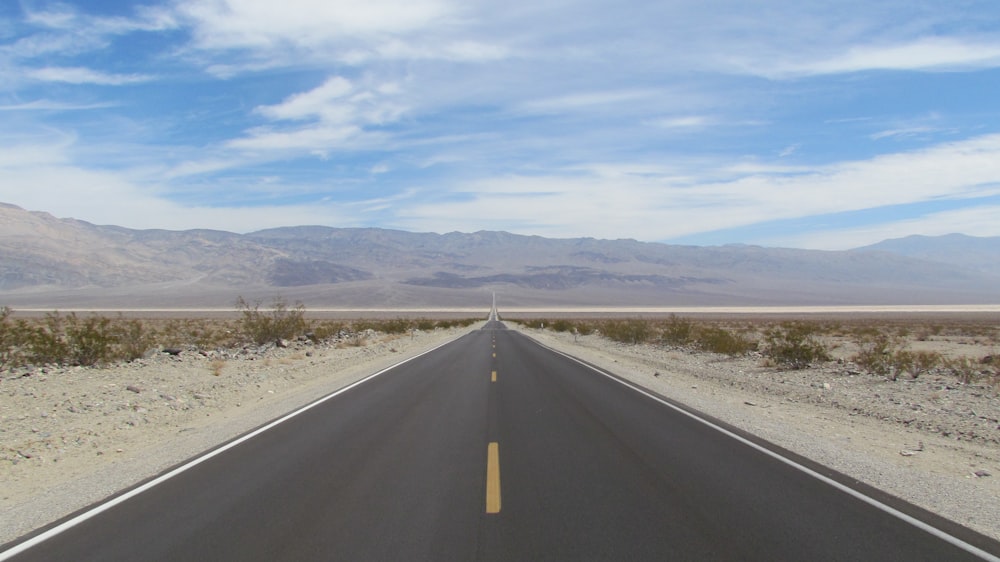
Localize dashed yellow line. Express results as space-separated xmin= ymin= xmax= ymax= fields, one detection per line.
xmin=491 ymin=370 xmax=497 ymax=382
xmin=486 ymin=442 xmax=501 ymax=513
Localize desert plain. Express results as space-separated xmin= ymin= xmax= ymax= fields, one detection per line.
xmin=1 ymin=307 xmax=999 ymax=547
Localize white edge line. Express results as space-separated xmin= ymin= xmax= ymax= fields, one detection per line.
xmin=530 ymin=337 xmax=1000 ymax=562
xmin=0 ymin=334 xmax=465 ymax=561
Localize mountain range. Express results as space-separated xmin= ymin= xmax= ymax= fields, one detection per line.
xmin=1 ymin=202 xmax=998 ymax=309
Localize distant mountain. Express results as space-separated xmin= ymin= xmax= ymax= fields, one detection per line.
xmin=853 ymin=234 xmax=1000 ymax=277
xmin=1 ymin=203 xmax=998 ymax=308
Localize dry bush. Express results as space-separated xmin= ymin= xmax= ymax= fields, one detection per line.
xmin=899 ymin=350 xmax=942 ymax=380
xmin=660 ymin=315 xmax=695 ymax=346
xmin=762 ymin=322 xmax=831 ymax=369
xmin=236 ymin=296 xmax=307 ymax=346
xmin=209 ymin=359 xmax=226 ymax=376
xmin=694 ymin=325 xmax=756 ymax=356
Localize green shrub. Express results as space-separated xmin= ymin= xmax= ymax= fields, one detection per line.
xmin=236 ymin=296 xmax=307 ymax=345
xmin=762 ymin=322 xmax=831 ymax=369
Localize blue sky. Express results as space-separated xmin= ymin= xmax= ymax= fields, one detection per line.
xmin=3 ymin=0 xmax=1000 ymax=249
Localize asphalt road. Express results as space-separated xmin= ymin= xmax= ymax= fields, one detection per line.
xmin=4 ymin=321 xmax=999 ymax=561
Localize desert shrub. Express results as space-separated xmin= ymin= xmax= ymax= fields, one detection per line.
xmin=63 ymin=313 xmax=116 ymax=366
xmin=900 ymin=350 xmax=941 ymax=380
xmin=851 ymin=330 xmax=903 ymax=376
xmin=157 ymin=318 xmax=235 ymax=349
xmin=0 ymin=307 xmax=32 ymax=369
xmin=26 ymin=312 xmax=71 ymax=365
xmin=437 ymin=318 xmax=478 ymax=329
xmin=310 ymin=320 xmax=348 ymax=341
xmin=601 ymin=319 xmax=653 ymax=345
xmin=695 ymin=325 xmax=756 ymax=356
xmin=762 ymin=322 xmax=831 ymax=369
xmin=236 ymin=296 xmax=307 ymax=346
xmin=550 ymin=319 xmax=574 ymax=333
xmin=945 ymin=356 xmax=981 ymax=384
xmin=374 ymin=318 xmax=412 ymax=334
xmin=660 ymin=315 xmax=695 ymax=346
xmin=415 ymin=318 xmax=437 ymax=331
xmin=111 ymin=317 xmax=155 ymax=361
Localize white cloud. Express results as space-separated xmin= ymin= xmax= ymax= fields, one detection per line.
xmin=871 ymin=126 xmax=943 ymax=140
xmin=518 ymin=90 xmax=656 ymax=114
xmin=28 ymin=66 xmax=153 ymax=85
xmin=227 ymin=76 xmax=407 ymax=155
xmin=255 ymin=77 xmax=355 ymax=122
xmin=226 ymin=124 xmax=365 ymax=153
xmin=395 ymin=133 xmax=1000 ymax=241
xmin=178 ymin=0 xmax=456 ymax=50
xmin=778 ymin=144 xmax=800 ymax=157
xmin=747 ymin=37 xmax=1000 ymax=78
xmin=0 ymin=99 xmax=114 ymax=111
xmin=647 ymin=116 xmax=711 ymax=129
xmin=0 ymin=141 xmax=357 ymax=233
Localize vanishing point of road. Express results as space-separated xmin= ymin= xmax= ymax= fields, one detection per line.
xmin=3 ymin=317 xmax=999 ymax=561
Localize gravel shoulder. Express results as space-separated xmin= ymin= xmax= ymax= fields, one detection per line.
xmin=0 ymin=325 xmax=478 ymax=545
xmin=510 ymin=324 xmax=1000 ymax=542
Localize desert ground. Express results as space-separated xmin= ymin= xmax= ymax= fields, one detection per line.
xmin=2 ymin=310 xmax=999 ymax=546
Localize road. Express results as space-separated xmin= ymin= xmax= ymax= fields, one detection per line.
xmin=3 ymin=320 xmax=999 ymax=561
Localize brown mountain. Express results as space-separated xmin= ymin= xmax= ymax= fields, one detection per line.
xmin=1 ymin=203 xmax=998 ymax=308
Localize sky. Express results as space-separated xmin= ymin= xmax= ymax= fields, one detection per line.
xmin=2 ymin=0 xmax=1000 ymax=250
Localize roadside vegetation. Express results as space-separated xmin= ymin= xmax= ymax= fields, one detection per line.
xmin=0 ymin=301 xmax=477 ymax=371
xmin=512 ymin=315 xmax=1000 ymax=388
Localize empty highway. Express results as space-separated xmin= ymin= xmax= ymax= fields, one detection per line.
xmin=3 ymin=320 xmax=998 ymax=561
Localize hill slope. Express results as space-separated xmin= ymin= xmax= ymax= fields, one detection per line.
xmin=855 ymin=234 xmax=1000 ymax=277
xmin=1 ymin=203 xmax=998 ymax=308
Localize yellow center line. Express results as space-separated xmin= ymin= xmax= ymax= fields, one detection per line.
xmin=486 ymin=442 xmax=501 ymax=514
xmin=491 ymin=370 xmax=497 ymax=382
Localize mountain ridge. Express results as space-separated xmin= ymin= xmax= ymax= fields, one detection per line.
xmin=1 ymin=203 xmax=998 ymax=308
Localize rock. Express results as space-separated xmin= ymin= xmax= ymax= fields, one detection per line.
xmin=162 ymin=347 xmax=183 ymax=356
xmin=126 ymin=385 xmax=142 ymax=394
xmin=276 ymin=339 xmax=290 ymax=349
xmin=975 ymin=470 xmax=991 ymax=478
